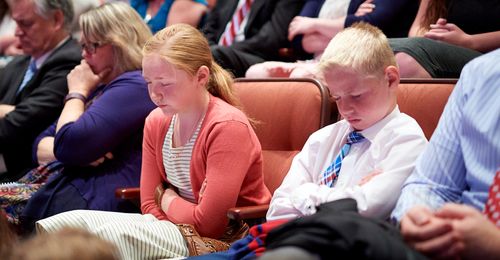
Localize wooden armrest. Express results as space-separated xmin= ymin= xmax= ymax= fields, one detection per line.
xmin=227 ymin=204 xmax=269 ymax=221
xmin=115 ymin=187 xmax=140 ymax=200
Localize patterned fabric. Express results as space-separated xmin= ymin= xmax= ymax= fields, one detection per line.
xmin=320 ymin=131 xmax=365 ymax=187
xmin=484 ymin=170 xmax=500 ymax=227
xmin=0 ymin=161 xmax=63 ymax=224
xmin=37 ymin=210 xmax=189 ymax=260
xmin=219 ymin=0 xmax=254 ymax=46
xmin=190 ymin=219 xmax=288 ymax=260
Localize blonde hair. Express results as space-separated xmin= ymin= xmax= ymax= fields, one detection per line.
xmin=9 ymin=228 xmax=120 ymax=260
xmin=318 ymin=22 xmax=396 ymax=78
xmin=80 ymin=2 xmax=152 ymax=73
xmin=143 ymin=24 xmax=238 ymax=106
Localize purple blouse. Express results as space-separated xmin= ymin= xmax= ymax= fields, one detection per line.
xmin=33 ymin=70 xmax=156 ymax=211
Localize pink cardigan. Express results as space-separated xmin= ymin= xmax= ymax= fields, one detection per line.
xmin=140 ymin=96 xmax=271 ymax=238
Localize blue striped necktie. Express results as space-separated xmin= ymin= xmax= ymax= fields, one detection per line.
xmin=320 ymin=131 xmax=365 ymax=187
xmin=17 ymin=59 xmax=37 ymax=95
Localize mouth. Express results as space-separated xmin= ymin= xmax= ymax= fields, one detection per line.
xmin=346 ymin=118 xmax=361 ymax=124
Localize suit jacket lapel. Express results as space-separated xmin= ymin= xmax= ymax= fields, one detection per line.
xmin=16 ymin=38 xmax=72 ymax=101
xmin=2 ymin=57 xmax=30 ymax=104
xmin=245 ymin=0 xmax=265 ymax=33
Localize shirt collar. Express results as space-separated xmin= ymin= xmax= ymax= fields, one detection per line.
xmin=32 ymin=36 xmax=71 ymax=69
xmin=353 ymin=105 xmax=400 ymax=142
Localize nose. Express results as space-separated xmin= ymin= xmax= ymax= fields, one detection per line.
xmin=81 ymin=48 xmax=90 ymax=59
xmin=14 ymin=26 xmax=23 ymax=37
xmin=337 ymin=99 xmax=354 ymax=116
xmin=148 ymin=83 xmax=163 ymax=103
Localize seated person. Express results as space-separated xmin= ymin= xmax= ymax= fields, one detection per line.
xmin=390 ymin=0 xmax=500 ymax=78
xmin=392 ymin=48 xmax=500 ymax=259
xmin=267 ymin=22 xmax=428 ymax=221
xmin=0 ymin=0 xmax=81 ymax=181
xmin=35 ymin=24 xmax=271 ymax=259
xmin=13 ymin=2 xmax=156 ymax=232
xmin=9 ymin=228 xmax=119 ymax=260
xmin=131 ymin=0 xmax=208 ymax=33
xmin=203 ymin=0 xmax=304 ymax=77
xmin=246 ymin=0 xmax=418 ymax=79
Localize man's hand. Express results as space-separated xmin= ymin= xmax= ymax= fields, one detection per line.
xmin=400 ymin=205 xmax=461 ymax=259
xmin=435 ymin=203 xmax=500 ymax=259
xmin=0 ymin=104 xmax=15 ymax=118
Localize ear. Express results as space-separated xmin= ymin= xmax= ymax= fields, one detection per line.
xmin=195 ymin=65 xmax=210 ymax=88
xmin=52 ymin=9 xmax=65 ymax=31
xmin=384 ymin=65 xmax=400 ymax=91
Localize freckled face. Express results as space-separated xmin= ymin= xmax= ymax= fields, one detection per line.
xmin=142 ymin=54 xmax=199 ymax=116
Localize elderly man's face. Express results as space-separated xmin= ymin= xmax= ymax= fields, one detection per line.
xmin=11 ymin=0 xmax=64 ymax=58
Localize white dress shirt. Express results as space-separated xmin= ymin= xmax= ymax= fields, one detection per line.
xmin=267 ymin=106 xmax=428 ymax=221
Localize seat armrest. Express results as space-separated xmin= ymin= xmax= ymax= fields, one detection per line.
xmin=115 ymin=187 xmax=140 ymax=200
xmin=227 ymin=204 xmax=270 ymax=221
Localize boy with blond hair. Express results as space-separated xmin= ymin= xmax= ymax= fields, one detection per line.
xmin=267 ymin=23 xmax=428 ymax=221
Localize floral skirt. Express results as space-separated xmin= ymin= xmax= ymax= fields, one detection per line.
xmin=0 ymin=161 xmax=63 ymax=224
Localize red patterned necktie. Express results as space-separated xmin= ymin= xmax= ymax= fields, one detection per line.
xmin=219 ymin=0 xmax=254 ymax=46
xmin=484 ymin=170 xmax=500 ymax=227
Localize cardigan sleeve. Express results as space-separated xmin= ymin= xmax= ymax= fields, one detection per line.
xmin=140 ymin=110 xmax=169 ymax=220
xmin=54 ymin=76 xmax=155 ymax=165
xmin=166 ymin=120 xmax=262 ymax=238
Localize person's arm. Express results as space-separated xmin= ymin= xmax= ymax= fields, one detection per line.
xmin=164 ymin=121 xmax=263 ymax=238
xmin=400 ymin=205 xmax=456 ymax=259
xmin=288 ymin=16 xmax=345 ymax=42
xmin=0 ymin=54 xmax=79 ymax=152
xmin=391 ymin=63 xmax=470 ymax=223
xmin=424 ymin=19 xmax=500 ymax=53
xmin=266 ymin=135 xmax=323 ymax=221
xmin=0 ymin=105 xmax=14 ymax=118
xmin=323 ymin=126 xmax=428 ymax=219
xmin=54 ymin=72 xmax=155 ymax=165
xmin=55 ymin=60 xmax=106 ymax=132
xmin=140 ymin=110 xmax=169 ymax=220
xmin=167 ymin=0 xmax=208 ymax=27
xmin=408 ymin=0 xmax=430 ymax=36
xmin=33 ymin=122 xmax=57 ymax=164
xmin=301 ymin=32 xmax=333 ymax=54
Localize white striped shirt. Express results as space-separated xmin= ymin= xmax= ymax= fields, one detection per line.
xmin=391 ymin=49 xmax=500 ymax=222
xmin=162 ymin=114 xmax=204 ymax=204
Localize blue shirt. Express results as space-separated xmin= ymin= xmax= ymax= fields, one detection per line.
xmin=391 ymin=49 xmax=500 ymax=222
xmin=131 ymin=0 xmax=208 ymax=33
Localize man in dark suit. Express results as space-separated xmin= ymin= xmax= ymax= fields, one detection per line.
xmin=203 ymin=0 xmax=304 ymax=77
xmin=0 ymin=0 xmax=81 ymax=181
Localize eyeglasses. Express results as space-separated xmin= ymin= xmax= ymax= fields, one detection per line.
xmin=80 ymin=42 xmax=104 ymax=54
